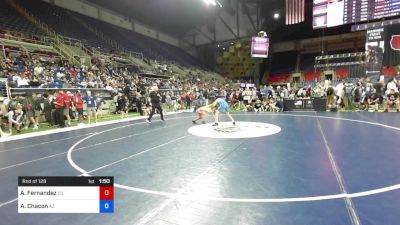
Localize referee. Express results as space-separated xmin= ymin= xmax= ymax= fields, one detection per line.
xmin=146 ymin=86 xmax=164 ymax=123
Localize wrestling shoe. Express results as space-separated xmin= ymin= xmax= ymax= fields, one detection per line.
xmin=192 ymin=120 xmax=197 ymax=124
xmin=212 ymin=123 xmax=219 ymax=126
xmin=233 ymin=121 xmax=236 ymax=125
xmin=146 ymin=119 xmax=151 ymax=123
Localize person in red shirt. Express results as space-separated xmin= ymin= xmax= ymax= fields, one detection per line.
xmin=72 ymin=90 xmax=84 ymax=125
xmin=54 ymin=90 xmax=65 ymax=128
xmin=63 ymin=91 xmax=72 ymax=126
xmin=69 ymin=66 xmax=77 ymax=80
xmin=24 ymin=66 xmax=32 ymax=78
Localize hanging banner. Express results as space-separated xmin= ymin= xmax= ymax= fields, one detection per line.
xmin=365 ymin=27 xmax=385 ymax=73
xmin=383 ymin=24 xmax=400 ymax=66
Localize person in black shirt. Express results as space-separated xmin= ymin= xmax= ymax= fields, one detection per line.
xmin=367 ymin=91 xmax=380 ymax=112
xmin=117 ymin=92 xmax=128 ymax=119
xmin=373 ymin=79 xmax=384 ymax=104
xmin=146 ymin=88 xmax=164 ymax=123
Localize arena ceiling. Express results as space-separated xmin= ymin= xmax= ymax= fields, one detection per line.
xmin=87 ymin=0 xmax=352 ymax=44
xmin=87 ymin=0 xmax=226 ymax=36
xmin=87 ymin=0 xmax=281 ymax=36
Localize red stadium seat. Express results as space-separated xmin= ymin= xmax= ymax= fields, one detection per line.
xmin=269 ymin=74 xmax=290 ymax=84
xmin=336 ymin=68 xmax=349 ymax=79
xmin=383 ymin=66 xmax=398 ymax=77
xmin=304 ymin=71 xmax=321 ymax=81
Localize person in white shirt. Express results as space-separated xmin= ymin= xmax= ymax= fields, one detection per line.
xmin=386 ymin=78 xmax=398 ymax=94
xmin=17 ymin=76 xmax=29 ymax=87
xmin=335 ymin=80 xmax=345 ymax=107
xmin=34 ymin=65 xmax=43 ymax=76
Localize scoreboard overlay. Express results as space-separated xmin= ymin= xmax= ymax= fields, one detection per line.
xmin=18 ymin=176 xmax=114 ymax=213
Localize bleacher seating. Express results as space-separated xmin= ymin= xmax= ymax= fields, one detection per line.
xmin=71 ymin=13 xmax=202 ymax=68
xmin=269 ymin=74 xmax=290 ymax=84
xmin=17 ymin=0 xmax=111 ymax=49
xmin=336 ymin=68 xmax=349 ymax=79
xmin=0 ymin=0 xmax=43 ymax=34
xmin=383 ymin=66 xmax=398 ymax=77
xmin=304 ymin=71 xmax=321 ymax=81
xmin=16 ymin=0 xmax=204 ymax=68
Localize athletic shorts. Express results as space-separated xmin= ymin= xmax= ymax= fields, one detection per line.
xmin=218 ymin=100 xmax=230 ymax=113
xmin=218 ymin=105 xmax=229 ymax=113
xmin=63 ymin=108 xmax=70 ymax=115
xmin=87 ymin=107 xmax=96 ymax=115
xmin=26 ymin=111 xmax=34 ymax=118
xmin=34 ymin=110 xmax=41 ymax=117
xmin=76 ymin=108 xmax=83 ymax=115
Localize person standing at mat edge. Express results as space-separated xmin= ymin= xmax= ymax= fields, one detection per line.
xmin=83 ymin=91 xmax=97 ymax=124
xmin=53 ymin=90 xmax=65 ymax=128
xmin=146 ymin=86 xmax=164 ymax=123
xmin=211 ymin=98 xmax=235 ymax=126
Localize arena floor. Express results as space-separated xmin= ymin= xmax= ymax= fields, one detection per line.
xmin=0 ymin=112 xmax=399 ymax=225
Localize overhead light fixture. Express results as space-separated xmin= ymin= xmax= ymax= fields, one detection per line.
xmin=203 ymin=0 xmax=222 ymax=7
xmin=274 ymin=13 xmax=279 ymax=19
xmin=217 ymin=44 xmax=220 ymax=47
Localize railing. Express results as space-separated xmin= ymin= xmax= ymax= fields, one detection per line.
xmin=0 ymin=78 xmax=10 ymax=99
xmin=65 ymin=11 xmax=145 ymax=61
xmin=7 ymin=0 xmax=81 ymax=66
xmin=0 ymin=29 xmax=53 ymax=46
xmin=8 ymin=87 xmax=185 ymax=100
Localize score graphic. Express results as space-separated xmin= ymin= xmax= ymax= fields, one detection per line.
xmin=99 ymin=186 xmax=114 ymax=213
xmin=18 ymin=176 xmax=114 ymax=213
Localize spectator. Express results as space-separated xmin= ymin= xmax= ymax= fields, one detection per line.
xmin=34 ymin=64 xmax=43 ymax=76
xmin=185 ymin=92 xmax=192 ymax=110
xmin=8 ymin=103 xmax=24 ymax=134
xmin=63 ymin=91 xmax=72 ymax=126
xmin=373 ymin=78 xmax=384 ymax=105
xmin=53 ymin=90 xmax=65 ymax=128
xmin=335 ymin=80 xmax=345 ymax=108
xmin=42 ymin=93 xmax=54 ymax=126
xmin=353 ymin=82 xmax=363 ymax=111
xmin=343 ymin=80 xmax=354 ymax=109
xmin=95 ymin=93 xmax=106 ymax=118
xmin=83 ymin=91 xmax=97 ymax=124
xmin=23 ymin=93 xmax=39 ymax=130
xmin=326 ymin=82 xmax=336 ymax=110
xmin=254 ymin=99 xmax=263 ymax=112
xmin=384 ymin=89 xmax=400 ymax=112
xmin=367 ymin=90 xmax=380 ymax=112
xmin=32 ymin=93 xmax=43 ymax=127
xmin=0 ymin=101 xmax=10 ymax=137
xmin=386 ymin=78 xmax=398 ymax=94
xmin=117 ymin=92 xmax=128 ymax=119
xmin=72 ymin=90 xmax=84 ymax=125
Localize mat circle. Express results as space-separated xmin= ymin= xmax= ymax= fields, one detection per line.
xmin=187 ymin=122 xmax=281 ymax=139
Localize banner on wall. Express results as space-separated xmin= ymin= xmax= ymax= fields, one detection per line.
xmin=383 ymin=24 xmax=400 ymax=66
xmin=365 ymin=27 xmax=385 ymax=73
